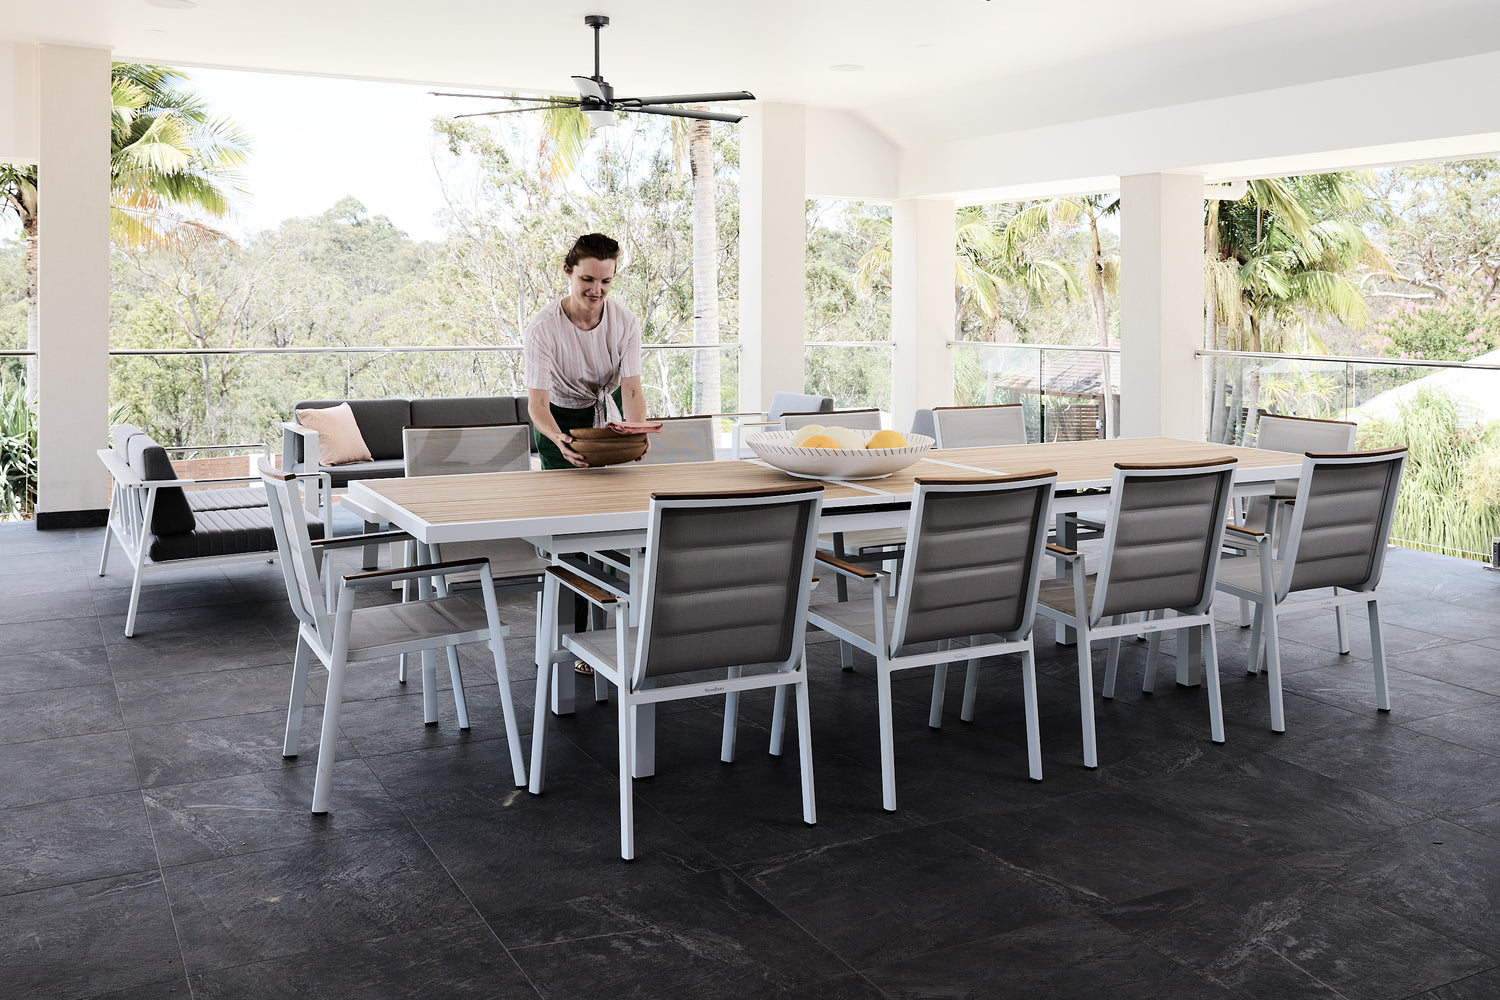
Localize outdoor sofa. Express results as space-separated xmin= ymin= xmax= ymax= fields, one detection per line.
xmin=97 ymin=424 xmax=328 ymax=637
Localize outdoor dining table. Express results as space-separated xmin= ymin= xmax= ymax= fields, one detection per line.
xmin=348 ymin=435 xmax=1303 ymax=775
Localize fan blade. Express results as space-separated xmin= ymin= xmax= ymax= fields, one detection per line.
xmin=614 ymin=91 xmax=755 ymax=107
xmin=626 ymin=105 xmax=745 ymax=123
xmin=430 ymin=91 xmax=578 ymax=103
xmin=454 ymin=104 xmax=582 ymax=119
xmin=572 ymin=75 xmax=607 ymax=101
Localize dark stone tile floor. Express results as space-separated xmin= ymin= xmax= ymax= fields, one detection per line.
xmin=3 ymin=518 xmax=1499 ymax=999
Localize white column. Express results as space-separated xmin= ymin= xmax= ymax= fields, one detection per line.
xmin=1118 ymin=172 xmax=1205 ymax=439
xmin=35 ymin=44 xmax=111 ymax=524
xmin=739 ymin=102 xmax=806 ymax=413
xmin=890 ymin=198 xmax=956 ymax=432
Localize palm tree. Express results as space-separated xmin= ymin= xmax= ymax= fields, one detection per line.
xmin=0 ymin=63 xmax=249 ymax=397
xmin=1205 ymin=174 xmax=1391 ymax=443
xmin=1005 ymin=195 xmax=1120 ymax=437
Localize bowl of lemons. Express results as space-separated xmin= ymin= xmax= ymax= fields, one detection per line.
xmin=744 ymin=425 xmax=934 ymax=480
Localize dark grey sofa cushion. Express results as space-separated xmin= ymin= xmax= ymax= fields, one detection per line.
xmin=126 ymin=435 xmax=195 ymax=536
xmin=148 ymin=505 xmax=324 ymax=561
xmin=410 ymin=396 xmax=520 ymax=427
xmin=293 ymin=398 xmax=411 ymax=461
xmin=323 ymin=457 xmax=408 ymax=489
xmin=187 ymin=487 xmax=268 ymax=512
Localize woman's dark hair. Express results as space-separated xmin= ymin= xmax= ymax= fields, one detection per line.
xmin=564 ymin=233 xmax=621 ymax=270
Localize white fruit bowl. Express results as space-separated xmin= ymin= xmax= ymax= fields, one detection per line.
xmin=745 ymin=431 xmax=933 ymax=480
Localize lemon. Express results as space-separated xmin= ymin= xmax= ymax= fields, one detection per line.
xmin=789 ymin=424 xmax=826 ymax=445
xmin=866 ymin=429 xmax=908 ymax=450
xmin=799 ymin=434 xmax=839 ymax=449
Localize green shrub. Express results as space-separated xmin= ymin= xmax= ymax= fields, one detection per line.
xmin=0 ymin=373 xmax=37 ymax=519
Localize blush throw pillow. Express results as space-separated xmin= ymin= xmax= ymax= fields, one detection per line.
xmin=295 ymin=403 xmax=374 ymax=466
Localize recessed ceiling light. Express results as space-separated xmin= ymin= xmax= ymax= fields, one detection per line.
xmin=146 ymin=0 xmax=197 ymax=9
xmin=829 ymin=64 xmax=865 ymax=73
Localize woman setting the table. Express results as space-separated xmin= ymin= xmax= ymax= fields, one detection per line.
xmin=525 ymin=232 xmax=649 ymax=470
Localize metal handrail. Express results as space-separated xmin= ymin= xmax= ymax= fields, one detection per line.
xmin=1198 ymin=348 xmax=1500 ymax=372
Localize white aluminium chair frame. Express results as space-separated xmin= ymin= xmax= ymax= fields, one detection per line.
xmin=529 ymin=485 xmax=825 ymax=860
xmin=261 ymin=462 xmax=527 ymax=814
xmin=1216 ymin=447 xmax=1407 ymax=732
xmin=805 ymin=472 xmax=1058 ymax=811
xmin=1036 ymin=457 xmax=1238 ymax=769
xmin=929 ymin=404 xmax=1028 ymax=448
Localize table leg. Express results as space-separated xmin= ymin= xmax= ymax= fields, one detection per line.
xmin=1176 ymin=625 xmax=1204 ymax=687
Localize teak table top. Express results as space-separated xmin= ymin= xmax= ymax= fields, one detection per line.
xmin=350 ymin=436 xmax=1302 ymax=545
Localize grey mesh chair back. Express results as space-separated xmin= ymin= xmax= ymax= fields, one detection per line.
xmin=768 ymin=393 xmax=833 ymax=420
xmin=403 ymin=423 xmax=531 ymax=476
xmin=930 ymin=405 xmax=1028 ymax=448
xmin=1092 ymin=458 xmax=1238 ymax=624
xmin=1278 ymin=448 xmax=1407 ymax=597
xmin=633 ymin=486 xmax=823 ymax=688
xmin=782 ymin=408 xmax=883 ymax=433
xmin=641 ymin=415 xmax=716 ymax=465
xmin=1256 ymin=414 xmax=1357 ymax=454
xmin=890 ymin=473 xmax=1056 ymax=652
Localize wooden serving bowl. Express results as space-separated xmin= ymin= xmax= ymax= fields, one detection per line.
xmin=568 ymin=427 xmax=649 ymax=467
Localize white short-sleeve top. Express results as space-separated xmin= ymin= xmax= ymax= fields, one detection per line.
xmin=524 ymin=297 xmax=643 ymax=423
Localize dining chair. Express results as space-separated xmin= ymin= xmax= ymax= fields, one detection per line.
xmin=731 ymin=392 xmax=834 ymax=457
xmin=803 ymin=472 xmax=1057 ymax=810
xmin=640 ymin=414 xmax=716 ymax=464
xmin=781 ymin=407 xmax=884 ymax=433
xmin=400 ymin=422 xmax=550 ymax=682
xmin=1216 ymin=447 xmax=1407 ymax=732
xmin=1232 ymin=413 xmax=1359 ymax=632
xmin=260 ymin=461 xmax=527 ymax=813
xmin=1035 ymin=456 xmax=1239 ymax=769
xmin=930 ymin=404 xmax=1028 ymax=448
xmin=529 ymin=484 xmax=824 ymax=860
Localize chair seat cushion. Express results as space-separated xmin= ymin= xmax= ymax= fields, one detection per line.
xmin=1036 ymin=574 xmax=1099 ymax=620
xmin=345 ymin=594 xmax=501 ymax=656
xmin=148 ymin=506 xmax=325 ymax=561
xmin=321 ymin=458 xmax=408 ymax=488
xmin=187 ymin=487 xmax=268 ymax=512
xmin=127 ymin=435 xmax=195 ymax=536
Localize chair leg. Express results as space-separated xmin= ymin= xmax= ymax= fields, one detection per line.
xmin=125 ymin=557 xmax=147 ymax=638
xmin=617 ymin=694 xmax=636 ymax=861
xmin=1142 ymin=612 xmax=1163 ymax=694
xmin=1076 ymin=623 xmax=1098 ymax=769
xmin=310 ymin=652 xmax=348 ymax=814
xmin=489 ymin=634 xmax=526 ymax=787
xmin=1369 ymin=599 xmax=1391 ymax=712
xmin=1238 ymin=596 xmax=1250 ymax=628
xmin=960 ymin=636 xmax=981 ymax=723
xmin=928 ymin=639 xmax=950 ymax=729
xmin=721 ymin=665 xmax=742 ymax=763
xmin=1247 ymin=603 xmax=1266 ymax=676
xmin=1203 ymin=624 xmax=1225 ymax=744
xmin=1103 ymin=615 xmax=1124 ymax=699
xmin=769 ymin=685 xmax=787 ymax=756
xmin=446 ymin=646 xmax=470 ymax=730
xmin=794 ymin=673 xmax=817 ymax=826
xmin=1264 ymin=604 xmax=1286 ymax=733
xmin=97 ymin=512 xmax=113 ymax=576
xmin=1020 ymin=644 xmax=1042 ymax=781
xmin=420 ymin=648 xmax=439 ymax=725
xmin=840 ymin=640 xmax=854 ymax=671
xmin=1335 ymin=593 xmax=1351 ymax=654
xmin=283 ymin=634 xmax=314 ymax=756
xmin=876 ymin=662 xmax=899 ymax=811
xmin=528 ymin=654 xmax=553 ymax=794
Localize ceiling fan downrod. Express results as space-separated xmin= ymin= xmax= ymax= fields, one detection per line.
xmin=585 ymin=14 xmax=609 ymax=85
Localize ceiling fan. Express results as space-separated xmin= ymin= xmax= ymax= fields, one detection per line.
xmin=433 ymin=14 xmax=755 ymax=128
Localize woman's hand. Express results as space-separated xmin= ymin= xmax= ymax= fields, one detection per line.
xmin=555 ymin=433 xmax=589 ymax=468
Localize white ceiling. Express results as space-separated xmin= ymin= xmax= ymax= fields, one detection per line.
xmin=9 ymin=0 xmax=1500 ymax=147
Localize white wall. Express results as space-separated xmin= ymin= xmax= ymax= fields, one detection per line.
xmin=805 ymin=107 xmax=897 ymax=202
xmin=900 ymin=49 xmax=1500 ymax=202
xmin=890 ymin=198 xmax=955 ymax=433
xmin=35 ymin=44 xmax=111 ymax=520
xmin=0 ymin=42 xmax=39 ymax=163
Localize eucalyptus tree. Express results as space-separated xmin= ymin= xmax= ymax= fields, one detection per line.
xmin=0 ymin=63 xmax=248 ymax=398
